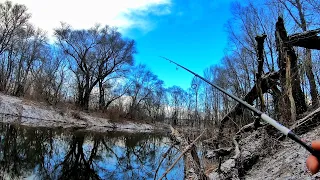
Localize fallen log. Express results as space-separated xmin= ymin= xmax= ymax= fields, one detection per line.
xmin=286 ymin=107 xmax=320 ymax=135
xmin=288 ymin=28 xmax=320 ymax=50
xmin=216 ymin=71 xmax=279 ymax=144
xmin=159 ymin=126 xmax=208 ymax=180
xmin=221 ymin=71 xmax=279 ymax=122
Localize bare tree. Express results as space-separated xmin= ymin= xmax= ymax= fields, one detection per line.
xmin=31 ymin=49 xmax=66 ymax=105
xmin=191 ymin=76 xmax=202 ymax=125
xmin=126 ymin=64 xmax=163 ymax=120
xmin=306 ymin=0 xmax=320 ymax=16
xmin=100 ymin=77 xmax=131 ymax=110
xmin=0 ymin=1 xmax=30 ymax=92
xmin=0 ymin=1 xmax=30 ymax=56
xmin=55 ymin=24 xmax=136 ymax=110
xmin=204 ymin=65 xmax=221 ymax=123
xmin=14 ymin=25 xmax=47 ymax=97
xmin=143 ymin=80 xmax=166 ymax=122
xmin=168 ymin=86 xmax=186 ymax=125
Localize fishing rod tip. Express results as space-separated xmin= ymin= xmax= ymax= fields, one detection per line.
xmin=159 ymin=56 xmax=173 ymax=63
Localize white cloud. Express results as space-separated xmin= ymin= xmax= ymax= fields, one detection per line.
xmin=4 ymin=0 xmax=171 ymax=36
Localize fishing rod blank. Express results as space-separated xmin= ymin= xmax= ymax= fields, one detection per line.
xmin=160 ymin=56 xmax=320 ymax=159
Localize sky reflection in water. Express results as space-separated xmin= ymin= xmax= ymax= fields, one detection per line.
xmin=0 ymin=122 xmax=183 ymax=180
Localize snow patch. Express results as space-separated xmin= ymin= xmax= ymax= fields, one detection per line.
xmin=0 ymin=94 xmax=158 ymax=133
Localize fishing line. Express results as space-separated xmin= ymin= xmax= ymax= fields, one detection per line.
xmin=160 ymin=56 xmax=320 ymax=159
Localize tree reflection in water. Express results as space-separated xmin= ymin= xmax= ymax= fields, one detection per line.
xmin=0 ymin=122 xmax=183 ymax=179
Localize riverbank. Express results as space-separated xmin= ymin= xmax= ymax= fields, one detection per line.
xmin=0 ymin=93 xmax=167 ymax=133
xmin=244 ymin=121 xmax=320 ymax=179
xmin=205 ymin=107 xmax=320 ymax=179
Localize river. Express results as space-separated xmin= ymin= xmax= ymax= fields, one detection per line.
xmin=0 ymin=122 xmax=184 ymax=180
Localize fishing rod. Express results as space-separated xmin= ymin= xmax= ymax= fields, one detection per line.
xmin=160 ymin=56 xmax=320 ymax=158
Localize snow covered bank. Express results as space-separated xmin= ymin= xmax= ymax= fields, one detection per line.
xmin=0 ymin=94 xmax=160 ymax=133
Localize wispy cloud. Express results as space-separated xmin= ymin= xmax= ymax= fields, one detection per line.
xmin=5 ymin=0 xmax=171 ymax=36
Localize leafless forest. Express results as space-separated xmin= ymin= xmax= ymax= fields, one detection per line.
xmin=2 ymin=0 xmax=319 ymax=126
xmin=0 ymin=0 xmax=320 ymax=178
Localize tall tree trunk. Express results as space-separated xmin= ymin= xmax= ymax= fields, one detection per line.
xmin=276 ymin=19 xmax=293 ymax=124
xmin=275 ymin=17 xmax=307 ymax=123
xmin=2 ymin=46 xmax=14 ymax=93
xmin=98 ymin=79 xmax=105 ymax=110
xmin=296 ymin=0 xmax=319 ymax=107
xmin=305 ymin=49 xmax=319 ymax=107
xmin=82 ymin=91 xmax=90 ymax=111
xmin=80 ymin=76 xmax=91 ymax=110
xmin=285 ymin=55 xmax=297 ymax=121
xmin=255 ymin=34 xmax=267 ymax=128
xmin=77 ymin=85 xmax=84 ymax=106
xmin=77 ymin=84 xmax=90 ymax=111
xmin=14 ymin=57 xmax=24 ymax=97
xmin=290 ymin=49 xmax=307 ymax=115
xmin=284 ymin=0 xmax=319 ymax=108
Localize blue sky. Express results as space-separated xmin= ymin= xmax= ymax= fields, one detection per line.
xmin=8 ymin=0 xmax=235 ymax=90
xmin=131 ymin=0 xmax=234 ymax=90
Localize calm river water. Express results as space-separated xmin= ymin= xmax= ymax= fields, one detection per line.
xmin=0 ymin=122 xmax=184 ymax=180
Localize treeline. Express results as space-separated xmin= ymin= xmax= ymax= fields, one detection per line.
xmin=0 ymin=1 xmax=319 ymax=128
xmin=163 ymin=0 xmax=320 ymax=129
xmin=212 ymin=0 xmax=320 ymax=127
xmin=160 ymin=0 xmax=320 ymax=129
xmin=0 ymin=1 xmax=163 ymax=120
xmin=0 ymin=1 xmax=175 ymax=123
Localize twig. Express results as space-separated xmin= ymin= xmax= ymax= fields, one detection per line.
xmin=154 ymin=144 xmax=174 ymax=180
xmin=158 ymin=129 xmax=206 ymax=180
xmin=290 ymin=107 xmax=320 ymax=130
xmin=277 ymin=107 xmax=320 ymax=140
xmin=235 ymin=122 xmax=255 ymax=135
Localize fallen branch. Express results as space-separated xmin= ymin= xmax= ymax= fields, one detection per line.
xmin=236 ymin=122 xmax=255 ymax=135
xmin=288 ymin=28 xmax=320 ymax=50
xmin=158 ymin=127 xmax=206 ymax=180
xmin=154 ymin=144 xmax=175 ymax=180
xmin=217 ymin=71 xmax=279 ymax=143
xmin=220 ymin=71 xmax=280 ymax=123
xmin=275 ymin=107 xmax=320 ymax=140
xmin=290 ymin=107 xmax=320 ymax=131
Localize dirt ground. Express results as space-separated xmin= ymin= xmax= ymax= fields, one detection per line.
xmin=244 ymin=125 xmax=320 ymax=180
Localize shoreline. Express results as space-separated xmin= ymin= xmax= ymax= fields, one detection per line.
xmin=0 ymin=94 xmax=167 ymax=133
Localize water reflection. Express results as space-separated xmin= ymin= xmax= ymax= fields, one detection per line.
xmin=0 ymin=122 xmax=183 ymax=180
